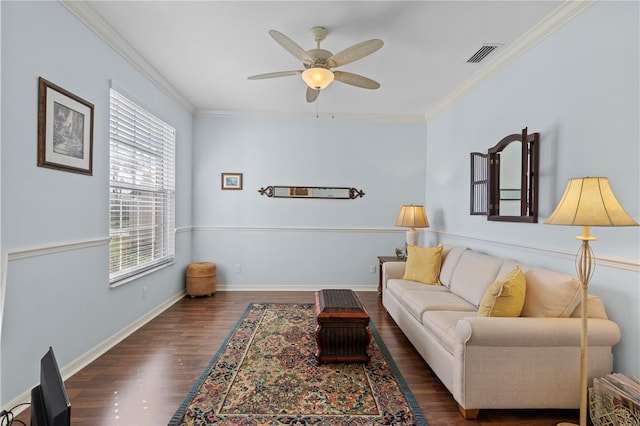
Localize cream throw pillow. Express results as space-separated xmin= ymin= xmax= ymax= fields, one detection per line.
xmin=520 ymin=268 xmax=581 ymax=318
xmin=402 ymin=245 xmax=443 ymax=285
xmin=478 ymin=267 xmax=526 ymax=317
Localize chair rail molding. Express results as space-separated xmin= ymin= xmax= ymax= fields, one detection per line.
xmin=192 ymin=225 xmax=404 ymax=234
xmin=429 ymin=230 xmax=639 ymax=272
xmin=6 ymin=237 xmax=109 ymax=261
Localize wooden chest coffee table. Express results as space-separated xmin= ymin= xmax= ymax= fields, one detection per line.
xmin=314 ymin=289 xmax=372 ymax=364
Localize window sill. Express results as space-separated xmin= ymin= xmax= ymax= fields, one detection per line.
xmin=109 ymin=260 xmax=176 ymax=288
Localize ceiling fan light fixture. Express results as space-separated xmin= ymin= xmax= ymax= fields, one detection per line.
xmin=302 ymin=67 xmax=334 ymax=90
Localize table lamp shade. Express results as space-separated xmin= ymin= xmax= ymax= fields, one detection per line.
xmin=396 ymin=205 xmax=429 ymax=228
xmin=396 ymin=205 xmax=429 ymax=248
xmin=545 ymin=177 xmax=638 ymax=227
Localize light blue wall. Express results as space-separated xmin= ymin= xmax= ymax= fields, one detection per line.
xmin=1 ymin=1 xmax=193 ymax=404
xmin=425 ymin=1 xmax=639 ymax=375
xmin=2 ymin=0 xmax=638 ymax=411
xmin=192 ymin=114 xmax=427 ymax=288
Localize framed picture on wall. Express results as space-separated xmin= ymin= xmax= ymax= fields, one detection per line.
xmin=221 ymin=173 xmax=243 ymax=190
xmin=37 ymin=77 xmax=94 ymax=175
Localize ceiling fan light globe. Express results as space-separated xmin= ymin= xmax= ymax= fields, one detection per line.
xmin=302 ymin=67 xmax=334 ymax=90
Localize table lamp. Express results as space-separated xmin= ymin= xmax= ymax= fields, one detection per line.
xmin=396 ymin=205 xmax=429 ymax=251
xmin=545 ymin=177 xmax=638 ymax=426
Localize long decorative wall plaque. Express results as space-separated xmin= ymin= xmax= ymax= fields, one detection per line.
xmin=258 ymin=185 xmax=365 ymax=199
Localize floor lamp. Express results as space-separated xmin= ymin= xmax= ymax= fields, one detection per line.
xmin=396 ymin=205 xmax=429 ymax=253
xmin=545 ymin=177 xmax=638 ymax=426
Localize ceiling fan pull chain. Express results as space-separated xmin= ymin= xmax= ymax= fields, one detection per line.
xmin=331 ymin=92 xmax=335 ymax=119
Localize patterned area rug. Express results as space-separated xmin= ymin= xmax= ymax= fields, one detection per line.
xmin=169 ymin=302 xmax=427 ymax=425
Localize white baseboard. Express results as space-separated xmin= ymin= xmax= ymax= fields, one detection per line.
xmin=216 ymin=284 xmax=377 ymax=292
xmin=2 ymin=290 xmax=186 ymax=416
xmin=2 ymin=284 xmax=378 ymax=415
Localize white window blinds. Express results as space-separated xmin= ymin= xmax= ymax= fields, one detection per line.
xmin=109 ymin=89 xmax=175 ymax=284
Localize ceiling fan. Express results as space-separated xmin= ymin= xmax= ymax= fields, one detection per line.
xmin=248 ymin=26 xmax=383 ymax=103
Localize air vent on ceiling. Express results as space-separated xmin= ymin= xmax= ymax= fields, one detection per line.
xmin=467 ymin=44 xmax=501 ymax=63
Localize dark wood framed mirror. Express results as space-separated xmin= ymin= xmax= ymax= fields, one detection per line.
xmin=470 ymin=128 xmax=539 ymax=222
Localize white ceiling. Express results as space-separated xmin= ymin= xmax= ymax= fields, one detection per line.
xmin=65 ymin=1 xmax=584 ymax=119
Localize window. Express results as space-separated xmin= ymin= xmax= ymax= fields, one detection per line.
xmin=469 ymin=152 xmax=488 ymax=215
xmin=109 ymin=89 xmax=175 ymax=284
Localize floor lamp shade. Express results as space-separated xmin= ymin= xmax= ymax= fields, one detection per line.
xmin=545 ymin=177 xmax=638 ymax=426
xmin=396 ymin=205 xmax=429 ymax=246
xmin=545 ymin=177 xmax=638 ymax=227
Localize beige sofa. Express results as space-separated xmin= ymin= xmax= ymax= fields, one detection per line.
xmin=382 ymin=245 xmax=621 ymax=418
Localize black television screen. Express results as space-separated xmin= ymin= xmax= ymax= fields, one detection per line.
xmin=30 ymin=347 xmax=71 ymax=426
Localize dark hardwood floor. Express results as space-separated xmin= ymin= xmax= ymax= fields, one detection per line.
xmin=15 ymin=291 xmax=579 ymax=425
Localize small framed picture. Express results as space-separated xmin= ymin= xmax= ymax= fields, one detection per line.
xmin=221 ymin=173 xmax=243 ymax=190
xmin=38 ymin=77 xmax=94 ymax=175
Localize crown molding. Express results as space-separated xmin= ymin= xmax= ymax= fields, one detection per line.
xmin=59 ymin=0 xmax=593 ymax=124
xmin=425 ymin=0 xmax=596 ymax=121
xmin=59 ymin=0 xmax=423 ymax=123
xmin=196 ymin=109 xmax=427 ymax=124
xmin=59 ymin=0 xmax=195 ymax=114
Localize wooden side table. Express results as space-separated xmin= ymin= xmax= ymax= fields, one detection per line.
xmin=377 ymin=256 xmax=406 ymax=294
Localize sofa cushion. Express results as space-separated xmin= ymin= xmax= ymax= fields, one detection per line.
xmin=403 ymin=291 xmax=477 ymax=323
xmin=386 ymin=279 xmax=449 ymax=301
xmin=520 ymin=267 xmax=581 ymax=317
xmin=421 ymin=310 xmax=476 ymax=355
xmin=403 ymin=245 xmax=443 ymax=285
xmin=478 ymin=267 xmax=526 ymax=317
xmin=439 ymin=245 xmax=469 ymax=288
xmin=497 ymin=259 xmax=522 ymax=277
xmin=386 ymin=278 xmax=460 ymax=323
xmin=570 ymin=294 xmax=609 ymax=319
xmin=449 ymin=251 xmax=504 ymax=306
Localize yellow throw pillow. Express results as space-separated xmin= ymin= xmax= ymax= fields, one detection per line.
xmin=478 ymin=267 xmax=526 ymax=317
xmin=402 ymin=245 xmax=443 ymax=285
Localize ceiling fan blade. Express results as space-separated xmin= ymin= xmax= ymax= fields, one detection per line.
xmin=269 ymin=30 xmax=314 ymax=66
xmin=306 ymin=87 xmax=320 ymax=103
xmin=247 ymin=70 xmax=302 ymax=80
xmin=333 ymin=71 xmax=380 ymax=89
xmin=328 ymin=39 xmax=384 ymax=68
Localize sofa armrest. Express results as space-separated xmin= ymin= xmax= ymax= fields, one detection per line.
xmin=455 ymin=317 xmax=621 ymax=347
xmin=382 ymin=261 xmax=406 ymax=289
xmin=452 ymin=317 xmax=621 ymax=410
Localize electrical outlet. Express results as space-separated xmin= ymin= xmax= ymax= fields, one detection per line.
xmin=236 ymin=264 xmax=243 ymax=273
xmin=369 ymin=265 xmax=376 ymax=274
xmin=142 ymin=286 xmax=147 ymax=299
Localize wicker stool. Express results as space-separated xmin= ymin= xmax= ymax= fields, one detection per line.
xmin=186 ymin=262 xmax=216 ymax=297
